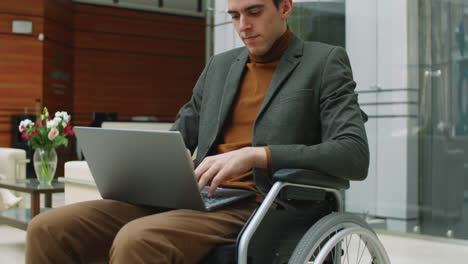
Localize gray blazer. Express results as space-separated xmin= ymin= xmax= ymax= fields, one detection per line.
xmin=171 ymin=35 xmax=369 ymax=194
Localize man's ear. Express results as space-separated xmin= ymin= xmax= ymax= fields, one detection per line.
xmin=280 ymin=0 xmax=293 ymax=19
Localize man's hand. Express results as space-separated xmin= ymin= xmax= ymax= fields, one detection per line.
xmin=195 ymin=147 xmax=267 ymax=197
xmin=186 ymin=149 xmax=194 ymax=169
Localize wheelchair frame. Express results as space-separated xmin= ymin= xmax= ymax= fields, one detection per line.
xmin=236 ymin=179 xmax=390 ymax=264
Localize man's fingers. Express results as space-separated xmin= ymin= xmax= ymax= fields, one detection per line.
xmin=195 ymin=151 xmax=248 ymax=196
xmin=195 ymin=159 xmax=211 ymax=180
xmin=194 ymin=165 xmax=206 ymax=181
xmin=208 ymin=167 xmax=230 ymax=197
xmin=208 ymin=173 xmax=224 ymax=197
xmin=186 ymin=149 xmax=194 ymax=169
xmin=197 ymin=163 xmax=219 ymax=190
xmin=197 ymin=172 xmax=210 ymax=190
xmin=208 ymin=184 xmax=217 ymax=198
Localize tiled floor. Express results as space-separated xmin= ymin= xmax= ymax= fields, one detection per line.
xmin=1 ymin=193 xmax=468 ymax=263
xmin=0 ymin=192 xmax=65 ymax=264
xmin=0 ymin=225 xmax=25 ymax=264
xmin=378 ymin=232 xmax=468 ymax=264
xmin=2 ymin=226 xmax=468 ymax=263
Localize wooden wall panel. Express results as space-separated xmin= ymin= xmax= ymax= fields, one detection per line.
xmin=0 ymin=0 xmax=206 ymax=158
xmin=0 ymin=0 xmax=44 ymax=16
xmin=74 ymin=31 xmax=204 ymax=57
xmin=0 ymin=0 xmax=45 ymax=147
xmin=43 ymin=38 xmax=74 ymax=114
xmin=0 ymin=14 xmax=44 ymax=35
xmin=43 ymin=19 xmax=73 ymax=47
xmin=0 ymin=33 xmax=43 ymax=147
xmin=43 ymin=0 xmax=75 ymax=175
xmin=43 ymin=0 xmax=74 ymax=114
xmin=0 ymin=0 xmax=74 ymax=177
xmin=74 ymin=4 xmax=205 ymax=26
xmin=74 ymin=12 xmax=204 ymax=41
xmin=44 ymin=0 xmax=73 ymax=25
xmin=73 ymin=3 xmax=205 ymax=127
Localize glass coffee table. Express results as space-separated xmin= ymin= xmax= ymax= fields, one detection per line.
xmin=0 ymin=179 xmax=64 ymax=230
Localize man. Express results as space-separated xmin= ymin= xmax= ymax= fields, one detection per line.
xmin=26 ymin=0 xmax=368 ymax=263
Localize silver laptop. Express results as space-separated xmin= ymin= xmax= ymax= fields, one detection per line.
xmin=74 ymin=126 xmax=255 ymax=211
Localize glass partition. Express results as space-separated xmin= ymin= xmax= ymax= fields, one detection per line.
xmin=418 ymin=0 xmax=468 ymax=240
xmin=288 ymin=0 xmax=468 ymax=241
xmin=288 ymin=0 xmax=345 ymax=47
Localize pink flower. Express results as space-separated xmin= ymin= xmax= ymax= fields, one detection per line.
xmin=48 ymin=128 xmax=59 ymax=140
xmin=21 ymin=133 xmax=32 ymax=139
xmin=32 ymin=129 xmax=40 ymax=135
xmin=64 ymin=123 xmax=74 ymax=137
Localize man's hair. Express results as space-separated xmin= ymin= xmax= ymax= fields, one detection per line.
xmin=272 ymin=0 xmax=280 ymax=8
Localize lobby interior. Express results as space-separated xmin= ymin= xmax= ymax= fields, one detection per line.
xmin=1 ymin=0 xmax=468 ymax=263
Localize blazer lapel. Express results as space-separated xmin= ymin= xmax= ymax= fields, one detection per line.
xmin=211 ymin=49 xmax=249 ymax=144
xmin=255 ymin=36 xmax=304 ymax=122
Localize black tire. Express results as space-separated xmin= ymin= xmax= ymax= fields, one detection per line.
xmin=289 ymin=212 xmax=389 ymax=264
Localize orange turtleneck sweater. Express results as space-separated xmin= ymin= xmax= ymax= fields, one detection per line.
xmin=216 ymin=27 xmax=292 ymax=191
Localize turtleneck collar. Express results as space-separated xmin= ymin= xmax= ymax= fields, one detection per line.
xmin=248 ymin=26 xmax=292 ymax=64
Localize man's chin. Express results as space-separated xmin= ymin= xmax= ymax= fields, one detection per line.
xmin=246 ymin=46 xmax=267 ymax=57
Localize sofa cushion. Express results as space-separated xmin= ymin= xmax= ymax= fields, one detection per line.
xmin=65 ymin=161 xmax=94 ymax=182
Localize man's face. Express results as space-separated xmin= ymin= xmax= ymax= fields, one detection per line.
xmin=227 ymin=0 xmax=292 ymax=56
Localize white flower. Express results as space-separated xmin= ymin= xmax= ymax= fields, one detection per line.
xmin=63 ymin=113 xmax=70 ymax=122
xmin=55 ymin=111 xmax=70 ymax=122
xmin=53 ymin=117 xmax=61 ymax=127
xmin=24 ymin=119 xmax=33 ymax=126
xmin=47 ymin=117 xmax=61 ymax=128
xmin=46 ymin=120 xmax=54 ymax=128
xmin=18 ymin=119 xmax=33 ymax=132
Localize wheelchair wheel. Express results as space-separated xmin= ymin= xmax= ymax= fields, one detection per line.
xmin=289 ymin=213 xmax=390 ymax=264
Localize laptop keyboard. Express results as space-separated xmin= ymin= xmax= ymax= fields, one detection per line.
xmin=200 ymin=190 xmax=237 ymax=207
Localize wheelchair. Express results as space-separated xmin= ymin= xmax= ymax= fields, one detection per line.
xmin=203 ymin=169 xmax=390 ymax=264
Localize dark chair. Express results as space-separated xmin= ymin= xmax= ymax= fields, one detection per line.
xmin=202 ymin=169 xmax=390 ymax=264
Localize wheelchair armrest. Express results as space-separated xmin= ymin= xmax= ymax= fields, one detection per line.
xmin=272 ymin=169 xmax=349 ymax=190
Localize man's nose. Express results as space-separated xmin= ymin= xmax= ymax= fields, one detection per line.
xmin=239 ymin=16 xmax=252 ymax=32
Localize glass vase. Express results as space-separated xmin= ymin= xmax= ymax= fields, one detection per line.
xmin=33 ymin=148 xmax=57 ymax=185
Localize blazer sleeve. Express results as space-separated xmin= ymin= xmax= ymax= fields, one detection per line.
xmin=268 ymin=47 xmax=370 ymax=181
xmin=170 ymin=57 xmax=213 ymax=154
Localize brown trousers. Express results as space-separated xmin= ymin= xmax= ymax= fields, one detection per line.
xmin=26 ymin=198 xmax=258 ymax=264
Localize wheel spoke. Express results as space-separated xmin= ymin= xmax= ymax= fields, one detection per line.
xmin=345 ymin=234 xmax=351 ymax=264
xmin=330 ymin=239 xmax=336 ymax=262
xmin=290 ymin=213 xmax=389 ymax=264
xmin=356 ymin=234 xmax=362 ymax=263
xmin=357 ymin=235 xmax=368 ymax=264
xmin=331 ymin=246 xmax=335 ymax=262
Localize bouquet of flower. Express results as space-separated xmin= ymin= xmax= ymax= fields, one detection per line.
xmin=19 ymin=107 xmax=74 ymax=151
xmin=19 ymin=107 xmax=74 ymax=184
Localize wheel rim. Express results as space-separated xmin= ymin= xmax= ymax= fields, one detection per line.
xmin=304 ymin=225 xmax=389 ymax=264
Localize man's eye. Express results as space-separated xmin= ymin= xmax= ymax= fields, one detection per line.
xmin=249 ymin=8 xmax=262 ymax=16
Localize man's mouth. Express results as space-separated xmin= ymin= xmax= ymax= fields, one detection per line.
xmin=243 ymin=35 xmax=259 ymax=42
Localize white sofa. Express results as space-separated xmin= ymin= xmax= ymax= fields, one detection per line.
xmin=0 ymin=147 xmax=29 ymax=208
xmin=63 ymin=161 xmax=100 ymax=204
xmin=62 ymin=122 xmax=174 ymax=205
